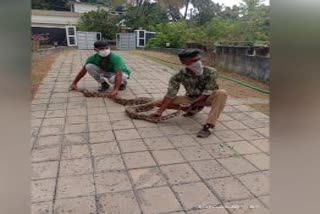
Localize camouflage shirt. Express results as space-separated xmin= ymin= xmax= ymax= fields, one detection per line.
xmin=165 ymin=66 xmax=219 ymax=99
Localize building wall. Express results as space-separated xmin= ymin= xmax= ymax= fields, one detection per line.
xmin=73 ymin=4 xmax=109 ymax=13
xmin=32 ymin=15 xmax=79 ymax=27
xmin=215 ymin=47 xmax=270 ymax=83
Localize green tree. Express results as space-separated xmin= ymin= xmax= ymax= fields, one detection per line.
xmin=123 ymin=2 xmax=169 ymax=31
xmin=32 ymin=0 xmax=69 ymax=10
xmin=77 ymin=9 xmax=119 ymax=39
xmin=191 ymin=0 xmax=223 ymax=25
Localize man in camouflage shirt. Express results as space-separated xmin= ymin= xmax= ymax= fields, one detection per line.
xmin=150 ymin=49 xmax=228 ymax=138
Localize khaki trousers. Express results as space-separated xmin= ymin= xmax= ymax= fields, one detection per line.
xmin=155 ymin=89 xmax=227 ymax=125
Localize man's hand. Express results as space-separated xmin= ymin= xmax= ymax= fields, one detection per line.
xmin=108 ymin=90 xmax=118 ymax=98
xmin=69 ymin=83 xmax=78 ymax=91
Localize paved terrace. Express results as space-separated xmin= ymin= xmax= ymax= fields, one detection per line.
xmin=31 ymin=50 xmax=270 ymax=214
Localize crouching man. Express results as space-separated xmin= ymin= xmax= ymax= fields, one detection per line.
xmin=150 ymin=49 xmax=227 ymax=138
xmin=69 ymin=41 xmax=131 ymax=97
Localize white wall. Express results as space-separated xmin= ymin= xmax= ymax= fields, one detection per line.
xmin=32 ymin=15 xmax=79 ymax=27
xmin=73 ymin=4 xmax=109 ymax=13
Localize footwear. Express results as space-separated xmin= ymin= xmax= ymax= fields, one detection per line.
xmin=119 ymin=81 xmax=127 ymax=90
xmin=197 ymin=124 xmax=214 ymax=138
xmin=183 ymin=106 xmax=204 ymax=117
xmin=98 ymin=82 xmax=109 ymax=92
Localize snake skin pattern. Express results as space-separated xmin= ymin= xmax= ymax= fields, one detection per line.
xmin=74 ymin=89 xmax=181 ymax=123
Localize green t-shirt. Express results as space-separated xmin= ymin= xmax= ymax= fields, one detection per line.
xmin=85 ymin=52 xmax=131 ymax=76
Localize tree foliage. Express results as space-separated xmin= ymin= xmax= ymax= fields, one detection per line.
xmin=123 ymin=2 xmax=169 ymax=31
xmin=77 ymin=9 xmax=119 ymax=39
xmin=32 ymin=0 xmax=69 ymax=10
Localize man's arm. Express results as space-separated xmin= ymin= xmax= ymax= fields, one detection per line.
xmin=108 ymin=71 xmax=122 ymax=97
xmin=70 ymin=66 xmax=87 ymax=90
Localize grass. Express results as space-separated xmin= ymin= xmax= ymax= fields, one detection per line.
xmin=31 ymin=50 xmax=66 ymax=98
xmin=130 ymin=49 xmax=270 ymax=115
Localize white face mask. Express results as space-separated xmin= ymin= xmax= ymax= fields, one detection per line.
xmin=98 ymin=49 xmax=110 ymax=57
xmin=187 ymin=61 xmax=204 ymax=76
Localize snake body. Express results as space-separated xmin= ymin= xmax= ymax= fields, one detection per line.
xmin=74 ymin=89 xmax=181 ymax=123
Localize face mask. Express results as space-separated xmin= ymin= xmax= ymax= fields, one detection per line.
xmin=98 ymin=49 xmax=110 ymax=57
xmin=187 ymin=61 xmax=204 ymax=76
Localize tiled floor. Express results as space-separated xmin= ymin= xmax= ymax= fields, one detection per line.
xmin=31 ymin=50 xmax=270 ymax=214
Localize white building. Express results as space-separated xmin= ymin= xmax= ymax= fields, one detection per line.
xmin=69 ymin=1 xmax=110 ymax=13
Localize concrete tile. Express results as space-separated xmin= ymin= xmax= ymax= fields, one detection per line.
xmin=244 ymin=153 xmax=270 ymax=170
xmin=233 ymin=105 xmax=255 ymax=112
xmin=237 ymin=172 xmax=270 ymax=196
xmin=64 ymin=123 xmax=87 ymax=134
xmin=159 ymin=125 xmax=186 ymax=135
xmin=56 ymin=174 xmax=95 ymax=199
xmin=37 ymin=135 xmax=62 ymax=147
xmin=215 ymin=130 xmax=244 ymax=142
xmin=59 ymin=158 xmax=92 ymax=176
xmin=137 ymin=186 xmax=182 ymax=214
xmin=206 ymin=176 xmax=253 ymax=202
xmin=54 ymin=196 xmax=96 ymax=214
xmin=123 ymin=151 xmax=156 ymax=169
xmin=88 ymin=114 xmax=110 ymax=123
xmin=178 ymin=146 xmax=212 ymax=161
xmin=203 ymin=144 xmax=236 ymax=158
xmin=258 ymin=195 xmax=270 ymax=208
xmin=241 ymin=118 xmax=269 ymax=129
xmin=132 ymin=119 xmax=158 ymax=128
xmin=89 ymin=131 xmax=115 ymax=143
xmin=45 ymin=110 xmax=66 ymax=118
xmin=255 ymin=127 xmax=270 ymax=137
xmin=32 ymin=161 xmax=59 ymax=180
xmin=63 ymin=133 xmax=88 ymax=145
xmin=114 ymin=129 xmax=141 ymax=141
xmin=224 ymin=198 xmax=270 ymax=214
xmin=31 ymin=178 xmax=55 ymax=202
xmin=87 ymin=122 xmax=111 ymax=132
xmin=152 ymin=149 xmax=186 ymax=165
xmin=129 ymin=167 xmax=167 ymax=189
xmin=227 ymin=112 xmax=252 ymax=121
xmin=218 ymin=157 xmax=258 ymax=175
xmin=61 ymin=144 xmax=90 ymax=160
xmin=32 ymin=111 xmax=46 ymax=119
xmin=245 ymin=111 xmax=269 ymax=119
xmin=39 ymin=126 xmax=64 ymax=136
xmin=168 ymin=135 xmax=199 ymax=147
xmin=190 ymin=159 xmax=231 ymax=179
xmin=160 ymin=163 xmax=200 ymax=185
xmin=91 ymin=141 xmax=120 ymax=156
xmin=222 ymin=120 xmax=249 ymax=130
xmin=66 ymin=115 xmax=87 ymax=124
xmin=143 ymin=137 xmax=175 ymax=150
xmin=111 ymin=120 xmax=135 ymax=130
xmin=108 ymin=112 xmax=128 ymax=121
xmin=42 ymin=118 xmax=65 ymax=126
xmin=193 ymin=134 xmax=223 ymax=145
xmin=138 ymin=127 xmax=164 ymax=138
xmin=31 ymin=201 xmax=52 ymax=214
xmin=87 ymin=107 xmax=107 ymax=115
xmin=226 ymin=141 xmax=261 ymax=155
xmin=187 ymin=208 xmax=229 ymax=214
xmin=94 ymin=155 xmax=125 ymax=172
xmin=97 ymin=191 xmax=140 ymax=214
xmin=67 ymin=108 xmax=87 ymax=116
xmin=250 ymin=139 xmax=270 ymax=153
xmin=32 ymin=146 xmax=60 ymax=162
xmin=173 ymin=182 xmax=220 ymax=210
xmin=95 ymin=171 xmax=132 ymax=193
xmin=118 ymin=139 xmax=148 ymax=153
xmin=234 ymin=129 xmax=265 ymax=140
xmin=32 ymin=119 xmax=43 ymax=127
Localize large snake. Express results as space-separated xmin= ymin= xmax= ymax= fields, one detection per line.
xmin=73 ymin=88 xmax=182 ymax=123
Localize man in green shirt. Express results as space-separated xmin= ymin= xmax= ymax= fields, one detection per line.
xmin=150 ymin=49 xmax=228 ymax=138
xmin=69 ymin=41 xmax=131 ymax=97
